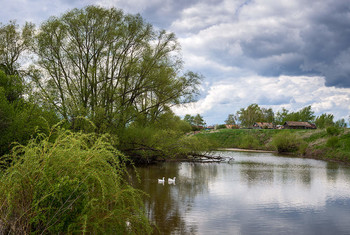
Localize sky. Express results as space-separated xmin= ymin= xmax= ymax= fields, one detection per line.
xmin=1 ymin=0 xmax=350 ymax=125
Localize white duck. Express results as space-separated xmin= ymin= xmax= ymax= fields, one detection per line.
xmin=168 ymin=177 xmax=176 ymax=184
xmin=158 ymin=177 xmax=165 ymax=184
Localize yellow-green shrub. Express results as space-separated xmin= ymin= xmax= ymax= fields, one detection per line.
xmin=0 ymin=127 xmax=151 ymax=234
xmin=271 ymin=131 xmax=307 ymax=154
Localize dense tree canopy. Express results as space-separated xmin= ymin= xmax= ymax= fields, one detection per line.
xmin=0 ymin=21 xmax=34 ymax=76
xmin=32 ymin=6 xmax=201 ymax=132
xmin=237 ymin=104 xmax=264 ymax=127
xmin=315 ymin=113 xmax=334 ymax=129
xmin=274 ymin=106 xmax=315 ymax=125
xmin=236 ymin=104 xmax=318 ymax=127
xmin=184 ymin=114 xmax=206 ymax=127
xmin=225 ymin=114 xmax=237 ymax=125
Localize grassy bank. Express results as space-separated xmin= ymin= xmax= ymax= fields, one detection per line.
xmin=195 ymin=128 xmax=350 ymax=163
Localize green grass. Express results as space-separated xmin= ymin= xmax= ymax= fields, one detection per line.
xmin=196 ymin=129 xmax=281 ymax=150
xmin=196 ymin=128 xmax=350 ymax=163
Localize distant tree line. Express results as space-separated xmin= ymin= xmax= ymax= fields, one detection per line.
xmin=183 ymin=114 xmax=206 ymax=130
xmin=223 ymin=103 xmax=347 ymax=129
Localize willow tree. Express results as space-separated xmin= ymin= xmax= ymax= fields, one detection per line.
xmin=32 ymin=6 xmax=201 ymax=132
xmin=0 ymin=21 xmax=34 ymax=76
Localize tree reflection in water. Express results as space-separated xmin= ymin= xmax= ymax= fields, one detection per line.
xmin=128 ymin=152 xmax=350 ymax=234
xmin=129 ymin=162 xmax=219 ymax=234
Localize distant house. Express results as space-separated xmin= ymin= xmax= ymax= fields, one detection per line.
xmin=253 ymin=122 xmax=274 ymax=129
xmin=206 ymin=125 xmax=215 ymax=130
xmin=225 ymin=124 xmax=239 ymax=129
xmin=283 ymin=121 xmax=317 ymax=129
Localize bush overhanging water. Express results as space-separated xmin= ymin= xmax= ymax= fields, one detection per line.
xmin=0 ymin=126 xmax=152 ymax=234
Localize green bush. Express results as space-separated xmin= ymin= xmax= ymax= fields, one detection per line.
xmin=0 ymin=127 xmax=152 ymax=234
xmin=216 ymin=124 xmax=227 ymax=129
xmin=271 ymin=131 xmax=306 ymax=153
xmin=326 ymin=136 xmax=340 ymax=148
xmin=239 ymin=135 xmax=260 ymax=149
xmin=326 ymin=126 xmax=341 ymax=136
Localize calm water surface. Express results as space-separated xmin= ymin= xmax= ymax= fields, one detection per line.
xmin=131 ymin=151 xmax=350 ymax=235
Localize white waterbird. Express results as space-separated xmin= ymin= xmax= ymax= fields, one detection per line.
xmin=158 ymin=177 xmax=165 ymax=183
xmin=168 ymin=177 xmax=176 ymax=183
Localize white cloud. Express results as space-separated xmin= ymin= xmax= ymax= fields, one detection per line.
xmin=173 ymin=75 xmax=350 ymax=124
xmin=1 ymin=0 xmax=350 ymax=125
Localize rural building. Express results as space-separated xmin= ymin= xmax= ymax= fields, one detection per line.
xmin=253 ymin=122 xmax=275 ymax=129
xmin=283 ymin=121 xmax=317 ymax=129
xmin=206 ymin=125 xmax=215 ymax=130
xmin=225 ymin=124 xmax=239 ymax=129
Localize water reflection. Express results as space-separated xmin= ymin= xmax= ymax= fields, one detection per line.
xmin=131 ymin=151 xmax=350 ymax=234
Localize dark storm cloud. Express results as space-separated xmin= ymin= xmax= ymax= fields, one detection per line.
xmin=175 ymin=0 xmax=350 ymax=88
xmin=300 ymin=0 xmax=350 ymax=87
xmin=238 ymin=0 xmax=350 ymax=87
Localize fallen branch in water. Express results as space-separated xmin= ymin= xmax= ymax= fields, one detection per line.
xmin=183 ymin=152 xmax=225 ymax=163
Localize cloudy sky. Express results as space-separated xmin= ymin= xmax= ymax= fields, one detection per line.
xmin=1 ymin=0 xmax=350 ymax=125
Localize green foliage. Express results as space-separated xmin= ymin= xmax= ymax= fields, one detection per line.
xmin=275 ymin=108 xmax=289 ymax=124
xmin=183 ymin=114 xmax=194 ymax=126
xmin=315 ymin=113 xmax=334 ymax=129
xmin=326 ymin=126 xmax=341 ymax=136
xmin=216 ymin=124 xmax=227 ymax=129
xmin=0 ymin=87 xmax=14 ymax=131
xmin=297 ymin=106 xmax=315 ymax=122
xmin=0 ymin=128 xmax=152 ymax=234
xmin=304 ymin=130 xmax=328 ymax=142
xmin=334 ymin=118 xmax=347 ymax=128
xmin=196 ymin=129 xmax=279 ymax=150
xmin=120 ymin=126 xmax=213 ymax=162
xmin=326 ymin=136 xmax=340 ymax=148
xmin=271 ymin=132 xmax=307 ymax=153
xmin=193 ymin=114 xmax=206 ymax=126
xmin=0 ymin=98 xmax=59 ymax=157
xmin=33 ymin=6 xmax=201 ymax=131
xmin=183 ymin=114 xmax=206 ymax=130
xmin=119 ymin=112 xmax=209 ymax=162
xmin=261 ymin=108 xmax=275 ymax=123
xmin=239 ymin=135 xmax=260 ymax=149
xmin=237 ymin=104 xmax=275 ymax=127
xmin=225 ymin=114 xmax=237 ymax=125
xmin=0 ymin=21 xmax=34 ymax=76
xmin=197 ymin=128 xmax=350 ymax=162
xmin=275 ymin=106 xmax=315 ymax=125
xmin=237 ymin=103 xmax=263 ymax=127
xmin=0 ymin=70 xmax=24 ymax=102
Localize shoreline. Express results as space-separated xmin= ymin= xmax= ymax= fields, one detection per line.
xmin=217 ymin=148 xmax=276 ymax=153
xmin=218 ymin=148 xmax=350 ymax=165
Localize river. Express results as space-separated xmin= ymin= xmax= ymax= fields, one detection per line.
xmin=130 ymin=151 xmax=350 ymax=235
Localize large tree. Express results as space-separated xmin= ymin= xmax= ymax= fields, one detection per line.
xmin=315 ymin=113 xmax=334 ymax=129
xmin=237 ymin=103 xmax=263 ymax=127
xmin=0 ymin=21 xmax=34 ymax=76
xmin=275 ymin=106 xmax=315 ymax=124
xmin=32 ymin=6 xmax=201 ymax=132
xmin=193 ymin=114 xmax=206 ymax=126
xmin=225 ymin=114 xmax=237 ymax=125
xmin=261 ymin=108 xmax=274 ymax=123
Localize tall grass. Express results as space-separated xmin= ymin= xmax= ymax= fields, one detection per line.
xmin=0 ymin=126 xmax=152 ymax=234
xmin=271 ymin=131 xmax=307 ymax=154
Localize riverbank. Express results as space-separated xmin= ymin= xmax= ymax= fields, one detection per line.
xmin=218 ymin=148 xmax=276 ymax=153
xmin=195 ymin=128 xmax=350 ymax=164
